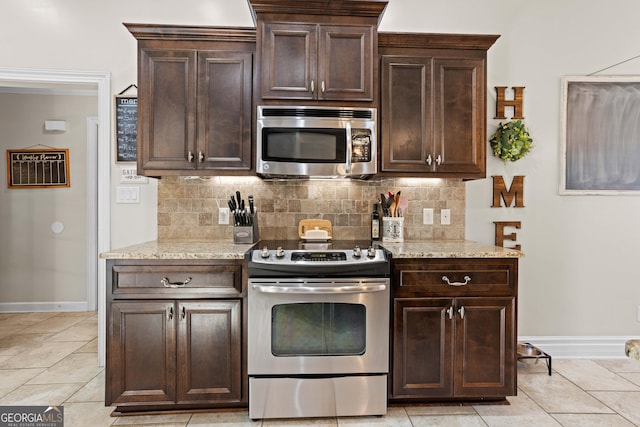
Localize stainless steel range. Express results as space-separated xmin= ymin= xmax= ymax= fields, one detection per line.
xmin=247 ymin=240 xmax=390 ymax=420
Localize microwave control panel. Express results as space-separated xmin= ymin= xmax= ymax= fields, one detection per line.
xmin=352 ymin=130 xmax=372 ymax=162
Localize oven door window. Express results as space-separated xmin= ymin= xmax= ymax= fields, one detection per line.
xmin=271 ymin=302 xmax=365 ymax=356
xmin=262 ymin=128 xmax=347 ymax=163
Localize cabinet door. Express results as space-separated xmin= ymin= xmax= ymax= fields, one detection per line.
xmin=391 ymin=298 xmax=453 ymax=398
xmin=433 ymin=57 xmax=485 ymax=176
xmin=318 ymin=25 xmax=374 ymax=101
xmin=197 ymin=51 xmax=253 ymax=171
xmin=260 ymin=22 xmax=317 ymax=100
xmin=176 ymin=300 xmax=242 ymax=403
xmin=454 ymin=297 xmax=516 ymax=397
xmin=138 ymin=49 xmax=197 ymax=172
xmin=107 ymin=301 xmax=177 ymax=405
xmin=380 ymin=56 xmax=433 ymax=173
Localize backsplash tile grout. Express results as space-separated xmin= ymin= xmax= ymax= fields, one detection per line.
xmin=157 ymin=176 xmax=465 ymax=241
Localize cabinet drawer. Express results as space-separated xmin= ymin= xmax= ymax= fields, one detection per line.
xmin=109 ymin=261 xmax=243 ymax=299
xmin=392 ymin=258 xmax=517 ymax=297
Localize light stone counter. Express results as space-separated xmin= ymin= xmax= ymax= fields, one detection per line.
xmin=99 ymin=240 xmax=254 ymax=260
xmin=100 ymin=239 xmax=522 ymax=260
xmin=380 ymin=240 xmax=523 ymax=259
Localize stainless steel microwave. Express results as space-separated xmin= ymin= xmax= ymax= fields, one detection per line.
xmin=256 ymin=106 xmax=377 ymax=178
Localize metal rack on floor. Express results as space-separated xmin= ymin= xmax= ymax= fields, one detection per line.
xmin=517 ymin=342 xmax=552 ymax=376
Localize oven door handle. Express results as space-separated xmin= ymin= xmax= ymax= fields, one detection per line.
xmin=251 ymin=283 xmax=387 ymax=294
xmin=345 ymin=121 xmax=352 ymax=174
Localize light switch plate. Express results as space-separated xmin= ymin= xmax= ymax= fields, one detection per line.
xmin=441 ymin=209 xmax=451 ymax=225
xmin=423 ymin=208 xmax=434 ymax=225
xmin=116 ymin=186 xmax=140 ymax=204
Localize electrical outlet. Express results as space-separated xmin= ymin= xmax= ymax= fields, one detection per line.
xmin=441 ymin=209 xmax=451 ymax=225
xmin=423 ymin=208 xmax=434 ymax=225
xmin=637 ymin=305 xmax=640 ymax=322
xmin=218 ymin=207 xmax=230 ymax=225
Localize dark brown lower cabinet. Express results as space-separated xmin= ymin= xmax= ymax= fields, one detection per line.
xmin=108 ymin=300 xmax=241 ymax=409
xmin=177 ymin=301 xmax=241 ymax=403
xmin=392 ymin=297 xmax=515 ymax=399
xmin=108 ymin=301 xmax=177 ymax=405
xmin=390 ymin=258 xmax=518 ymax=402
xmin=105 ymin=259 xmax=246 ymax=414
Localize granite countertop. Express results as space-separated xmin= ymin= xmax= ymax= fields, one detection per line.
xmin=100 ymin=239 xmax=523 ymax=260
xmin=380 ymin=240 xmax=523 ymax=259
xmin=99 ymin=240 xmax=254 ymax=260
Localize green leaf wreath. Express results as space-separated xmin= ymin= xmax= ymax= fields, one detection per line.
xmin=489 ymin=119 xmax=533 ymax=162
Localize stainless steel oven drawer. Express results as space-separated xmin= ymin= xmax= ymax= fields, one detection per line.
xmin=249 ymin=375 xmax=387 ymax=419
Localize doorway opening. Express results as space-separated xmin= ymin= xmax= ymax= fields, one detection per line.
xmin=0 ymin=67 xmax=111 ymax=366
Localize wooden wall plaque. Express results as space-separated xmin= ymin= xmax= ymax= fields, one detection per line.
xmin=6 ymin=148 xmax=70 ymax=188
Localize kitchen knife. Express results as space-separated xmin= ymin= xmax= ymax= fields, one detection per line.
xmin=380 ymin=193 xmax=388 ymax=216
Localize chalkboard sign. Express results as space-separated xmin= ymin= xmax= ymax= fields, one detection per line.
xmin=562 ymin=76 xmax=640 ymax=194
xmin=7 ymin=148 xmax=70 ymax=188
xmin=115 ymin=95 xmax=137 ymax=162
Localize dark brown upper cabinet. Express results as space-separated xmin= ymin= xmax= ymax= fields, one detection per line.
xmin=379 ymin=33 xmax=499 ymax=179
xmin=259 ymin=23 xmax=374 ymax=101
xmin=125 ymin=24 xmax=255 ymax=177
xmin=249 ymin=0 xmax=387 ymax=105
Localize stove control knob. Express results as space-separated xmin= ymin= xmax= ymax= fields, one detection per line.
xmin=367 ymin=246 xmax=377 ymax=259
xmin=275 ymin=247 xmax=285 ymax=258
xmin=352 ymin=246 xmax=362 ymax=258
xmin=261 ymin=247 xmax=270 ymax=259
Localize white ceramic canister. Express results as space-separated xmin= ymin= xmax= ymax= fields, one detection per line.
xmin=382 ymin=217 xmax=404 ymax=242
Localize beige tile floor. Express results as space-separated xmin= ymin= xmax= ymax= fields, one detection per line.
xmin=1 ymin=311 xmax=640 ymax=426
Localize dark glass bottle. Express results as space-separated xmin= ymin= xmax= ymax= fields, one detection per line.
xmin=371 ymin=203 xmax=380 ymax=241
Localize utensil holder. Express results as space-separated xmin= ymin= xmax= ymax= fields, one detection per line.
xmin=382 ymin=217 xmax=404 ymax=242
xmin=233 ymin=213 xmax=259 ymax=244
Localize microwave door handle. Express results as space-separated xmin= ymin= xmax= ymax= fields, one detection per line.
xmin=345 ymin=121 xmax=352 ymax=174
xmin=252 ymin=283 xmax=387 ymax=294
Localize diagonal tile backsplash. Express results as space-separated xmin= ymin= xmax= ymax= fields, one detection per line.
xmin=157 ymin=176 xmax=465 ymax=241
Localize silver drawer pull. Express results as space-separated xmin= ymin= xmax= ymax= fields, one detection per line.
xmin=161 ymin=277 xmax=192 ymax=288
xmin=442 ymin=275 xmax=471 ymax=286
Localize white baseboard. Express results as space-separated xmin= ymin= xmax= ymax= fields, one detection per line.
xmin=519 ymin=336 xmax=637 ymax=359
xmin=0 ymin=301 xmax=90 ymax=313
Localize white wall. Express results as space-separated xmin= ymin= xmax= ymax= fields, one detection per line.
xmin=0 ymin=93 xmax=96 ymax=306
xmin=2 ymin=0 xmax=640 ymax=339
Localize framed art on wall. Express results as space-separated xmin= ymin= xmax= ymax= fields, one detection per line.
xmin=561 ymin=75 xmax=640 ymax=194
